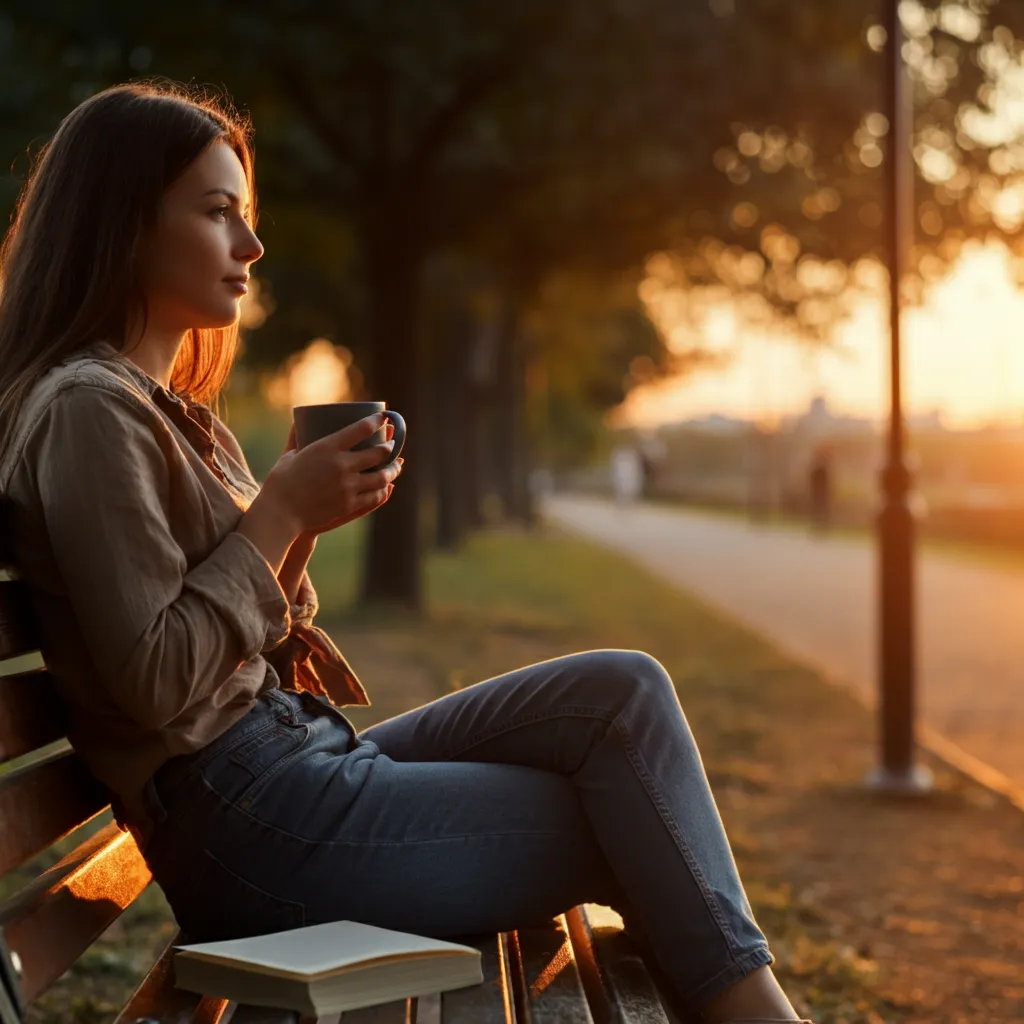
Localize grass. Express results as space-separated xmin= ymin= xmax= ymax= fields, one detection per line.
xmin=10 ymin=519 xmax=1024 ymax=1023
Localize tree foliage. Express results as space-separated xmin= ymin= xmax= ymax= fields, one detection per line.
xmin=3 ymin=0 xmax=1023 ymax=599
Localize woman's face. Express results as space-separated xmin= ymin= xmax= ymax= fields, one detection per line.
xmin=135 ymin=139 xmax=264 ymax=331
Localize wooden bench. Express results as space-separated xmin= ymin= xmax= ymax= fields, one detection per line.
xmin=0 ymin=528 xmax=678 ymax=1023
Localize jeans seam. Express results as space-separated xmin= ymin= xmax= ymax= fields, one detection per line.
xmin=201 ymin=847 xmax=307 ymax=921
xmin=196 ymin=774 xmax=576 ymax=846
xmin=441 ymin=704 xmax=615 ymax=761
xmin=613 ymin=716 xmax=744 ymax=958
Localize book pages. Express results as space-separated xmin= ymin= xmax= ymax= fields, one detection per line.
xmin=174 ymin=920 xmax=480 ymax=980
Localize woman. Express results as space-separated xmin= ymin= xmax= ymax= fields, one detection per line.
xmin=0 ymin=82 xmax=812 ymax=1024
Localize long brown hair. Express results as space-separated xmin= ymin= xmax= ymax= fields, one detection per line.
xmin=0 ymin=78 xmax=258 ymax=462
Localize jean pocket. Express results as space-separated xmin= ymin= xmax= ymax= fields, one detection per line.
xmin=233 ymin=717 xmax=311 ymax=811
xmin=171 ymin=847 xmax=306 ymax=942
xmin=199 ymin=717 xmax=310 ymax=810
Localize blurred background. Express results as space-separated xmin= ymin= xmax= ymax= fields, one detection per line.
xmin=6 ymin=0 xmax=1024 ymax=600
xmin=5 ymin=3 xmax=1024 ymax=1020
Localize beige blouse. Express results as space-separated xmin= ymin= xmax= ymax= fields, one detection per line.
xmin=0 ymin=339 xmax=369 ymax=851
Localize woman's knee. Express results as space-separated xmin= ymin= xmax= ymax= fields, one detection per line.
xmin=588 ymin=649 xmax=676 ymax=707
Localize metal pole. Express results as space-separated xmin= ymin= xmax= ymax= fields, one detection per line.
xmin=866 ymin=0 xmax=932 ymax=793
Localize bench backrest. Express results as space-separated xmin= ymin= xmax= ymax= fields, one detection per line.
xmin=0 ymin=499 xmax=152 ymax=1017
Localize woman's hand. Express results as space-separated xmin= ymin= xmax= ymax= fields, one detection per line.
xmin=260 ymin=413 xmax=404 ymax=538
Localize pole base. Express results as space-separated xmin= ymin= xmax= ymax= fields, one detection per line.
xmin=863 ymin=763 xmax=934 ymax=796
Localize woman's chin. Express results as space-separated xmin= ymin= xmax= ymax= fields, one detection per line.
xmin=198 ymin=305 xmax=242 ymax=329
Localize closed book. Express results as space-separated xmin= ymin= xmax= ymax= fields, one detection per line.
xmin=173 ymin=920 xmax=484 ymax=1017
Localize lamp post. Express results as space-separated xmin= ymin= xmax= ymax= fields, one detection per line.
xmin=867 ymin=0 xmax=933 ymax=794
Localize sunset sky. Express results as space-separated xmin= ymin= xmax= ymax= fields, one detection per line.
xmin=619 ymin=240 xmax=1024 ymax=431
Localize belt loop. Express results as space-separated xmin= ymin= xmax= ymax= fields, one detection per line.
xmin=267 ymin=687 xmax=300 ymax=724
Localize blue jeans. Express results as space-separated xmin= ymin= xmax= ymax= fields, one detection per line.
xmin=142 ymin=649 xmax=772 ymax=1012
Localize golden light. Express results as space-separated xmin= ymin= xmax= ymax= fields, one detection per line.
xmin=65 ymin=830 xmax=150 ymax=910
xmin=621 ymin=239 xmax=1024 ymax=431
xmin=262 ymin=338 xmax=356 ymax=410
xmin=526 ymin=915 xmax=574 ymax=999
xmin=237 ymin=276 xmax=275 ymax=330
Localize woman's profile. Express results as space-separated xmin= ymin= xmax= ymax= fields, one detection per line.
xmin=0 ymin=80 xmax=812 ymax=1024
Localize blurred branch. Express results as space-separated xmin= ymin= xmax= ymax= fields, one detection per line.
xmin=407 ymin=56 xmax=516 ymax=178
xmin=271 ymin=57 xmax=366 ymax=175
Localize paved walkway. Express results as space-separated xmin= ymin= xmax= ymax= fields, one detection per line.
xmin=544 ymin=495 xmax=1024 ymax=787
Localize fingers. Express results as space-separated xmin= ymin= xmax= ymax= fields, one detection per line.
xmin=330 ymin=412 xmax=388 ymax=450
xmin=352 ymin=473 xmax=398 ymax=519
xmin=350 ymin=441 xmax=397 ymax=471
xmin=358 ymin=484 xmax=391 ymax=510
xmin=356 ymin=458 xmax=403 ymax=493
xmin=314 ymin=470 xmax=397 ymax=532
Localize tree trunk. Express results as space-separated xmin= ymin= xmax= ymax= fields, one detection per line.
xmin=460 ymin=312 xmax=494 ymax=531
xmin=513 ymin=335 xmax=536 ymax=527
xmin=433 ymin=306 xmax=468 ymax=550
xmin=494 ymin=302 xmax=532 ymax=524
xmin=359 ymin=235 xmax=424 ymax=608
xmin=462 ymin=380 xmax=486 ymax=530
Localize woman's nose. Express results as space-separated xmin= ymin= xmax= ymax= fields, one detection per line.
xmin=237 ymin=226 xmax=264 ymax=264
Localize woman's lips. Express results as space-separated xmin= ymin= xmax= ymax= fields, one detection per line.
xmin=224 ymin=280 xmax=248 ymax=294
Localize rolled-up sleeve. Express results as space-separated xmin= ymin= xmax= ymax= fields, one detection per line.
xmin=290 ymin=569 xmax=319 ymax=628
xmin=29 ymin=383 xmax=291 ymax=731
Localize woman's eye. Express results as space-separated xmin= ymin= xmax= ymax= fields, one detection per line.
xmin=211 ymin=206 xmax=230 ymax=219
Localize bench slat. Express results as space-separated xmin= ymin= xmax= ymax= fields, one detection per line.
xmin=339 ymin=999 xmax=409 ymax=1021
xmin=114 ymin=930 xmax=230 ymax=1024
xmin=227 ymin=1004 xmax=327 ymax=1022
xmin=0 ymin=580 xmax=39 ymax=662
xmin=564 ymin=906 xmax=670 ymax=1024
xmin=0 ymin=821 xmax=152 ymax=1003
xmin=0 ymin=670 xmax=68 ymax=764
xmin=414 ymin=992 xmax=441 ymax=1024
xmin=513 ymin=917 xmax=594 ymax=1023
xmin=0 ymin=748 xmax=108 ymax=876
xmin=442 ymin=933 xmax=513 ymax=1024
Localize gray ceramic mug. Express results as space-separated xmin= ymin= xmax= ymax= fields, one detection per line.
xmin=292 ymin=401 xmax=406 ymax=470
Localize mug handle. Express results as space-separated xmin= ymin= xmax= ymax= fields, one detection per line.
xmin=377 ymin=411 xmax=406 ymax=468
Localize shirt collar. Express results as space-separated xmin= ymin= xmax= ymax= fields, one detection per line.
xmin=81 ymin=339 xmax=180 ymax=400
xmin=80 ymin=338 xmax=220 ymax=466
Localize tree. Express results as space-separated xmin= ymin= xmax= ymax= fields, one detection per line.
xmin=4 ymin=0 xmax=1023 ymax=608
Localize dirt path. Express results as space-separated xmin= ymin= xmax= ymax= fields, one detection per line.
xmin=544 ymin=495 xmax=1024 ymax=787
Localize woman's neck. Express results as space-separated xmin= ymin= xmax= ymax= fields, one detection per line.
xmin=121 ymin=331 xmax=187 ymax=390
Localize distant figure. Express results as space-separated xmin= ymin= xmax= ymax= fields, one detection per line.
xmin=529 ymin=467 xmax=554 ymax=500
xmin=808 ymin=445 xmax=832 ymax=532
xmin=636 ymin=433 xmax=667 ymax=499
xmin=611 ymin=446 xmax=644 ymax=504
